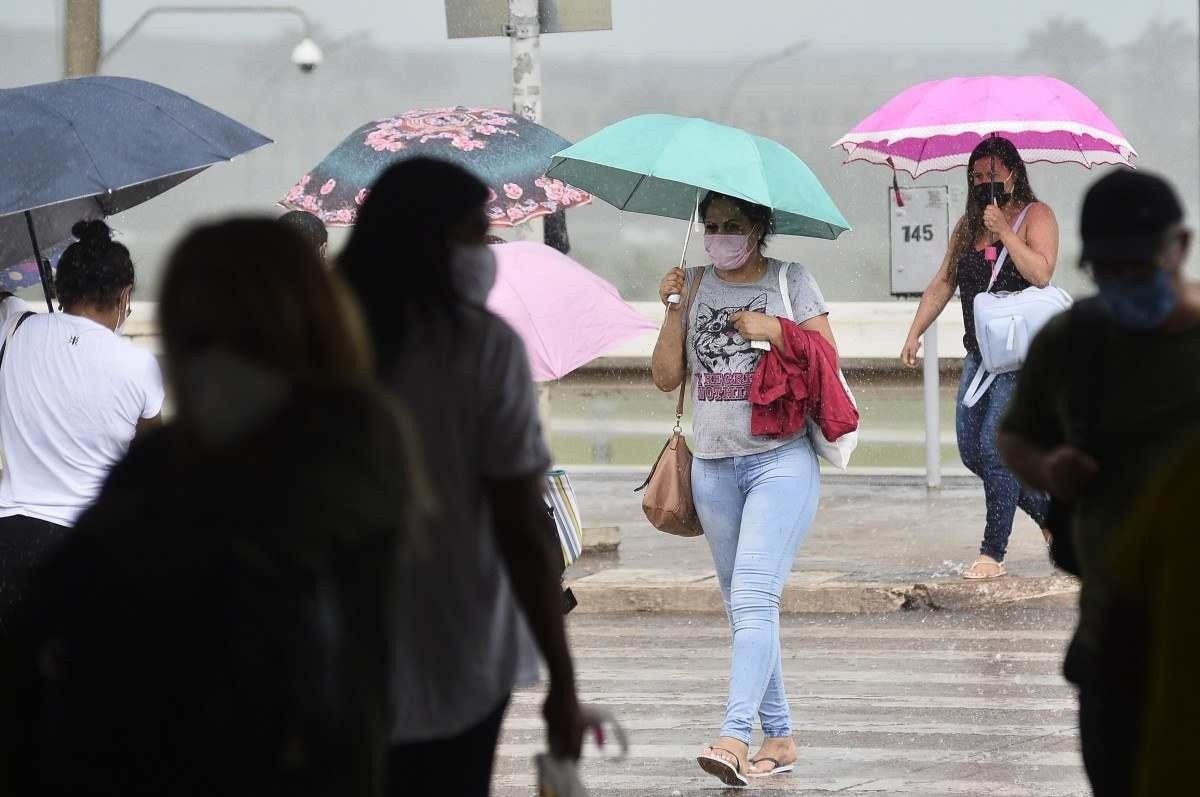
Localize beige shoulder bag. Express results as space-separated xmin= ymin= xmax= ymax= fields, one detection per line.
xmin=635 ymin=268 xmax=705 ymax=537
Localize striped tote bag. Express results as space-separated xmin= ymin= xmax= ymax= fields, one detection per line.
xmin=545 ymin=469 xmax=584 ymax=569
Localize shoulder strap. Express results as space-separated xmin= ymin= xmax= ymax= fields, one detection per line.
xmin=961 ymin=368 xmax=997 ymax=408
xmin=675 ymin=268 xmax=706 ymax=422
xmin=987 ymin=204 xmax=1034 ymax=291
xmin=776 ymin=261 xmax=795 ymax=322
xmin=680 ymin=266 xmax=706 ymax=336
xmin=0 ymin=311 xmax=35 ymax=373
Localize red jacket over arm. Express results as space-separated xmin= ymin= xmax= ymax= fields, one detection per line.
xmin=749 ymin=318 xmax=859 ymax=441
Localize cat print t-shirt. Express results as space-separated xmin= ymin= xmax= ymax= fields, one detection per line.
xmin=684 ymin=259 xmax=828 ymax=459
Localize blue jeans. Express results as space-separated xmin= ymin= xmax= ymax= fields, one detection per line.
xmin=691 ymin=436 xmax=821 ymax=744
xmin=956 ymin=353 xmax=1049 ymax=561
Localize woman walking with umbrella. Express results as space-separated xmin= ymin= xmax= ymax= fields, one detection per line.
xmin=899 ymin=136 xmax=1058 ymax=579
xmin=835 ymin=75 xmax=1135 ymax=577
xmin=653 ymin=191 xmax=836 ymax=786
xmin=549 ymin=114 xmax=852 ymax=787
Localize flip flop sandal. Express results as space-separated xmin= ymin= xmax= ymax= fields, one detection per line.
xmin=748 ymin=756 xmax=795 ymax=777
xmin=696 ymin=746 xmax=748 ymax=788
xmin=962 ymin=557 xmax=1006 ymax=580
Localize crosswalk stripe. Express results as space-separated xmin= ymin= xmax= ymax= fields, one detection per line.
xmin=574 ymin=626 xmax=1072 ymax=641
xmin=493 ymin=614 xmax=1086 ymax=795
xmin=491 ymin=772 xmax=1085 ymax=797
xmin=509 ymin=691 xmax=1077 ymax=712
xmin=569 ymin=668 xmax=1069 ymax=686
xmin=496 ymin=743 xmax=1082 ymax=767
xmin=574 ymin=648 xmax=1066 ymax=663
xmin=500 ymin=716 xmax=1074 ymax=736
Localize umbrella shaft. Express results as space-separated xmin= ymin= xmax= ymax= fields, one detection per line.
xmin=23 ymin=212 xmax=55 ymax=313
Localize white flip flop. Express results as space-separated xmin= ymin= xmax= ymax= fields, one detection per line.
xmin=748 ymin=756 xmax=795 ymax=777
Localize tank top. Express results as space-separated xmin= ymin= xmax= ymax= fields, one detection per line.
xmin=956 ymin=213 xmax=1034 ymax=355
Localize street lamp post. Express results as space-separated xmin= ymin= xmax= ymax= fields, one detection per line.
xmin=96 ymin=4 xmax=322 ymax=72
xmin=715 ymin=40 xmax=811 ymax=122
xmin=65 ymin=0 xmax=102 ymax=77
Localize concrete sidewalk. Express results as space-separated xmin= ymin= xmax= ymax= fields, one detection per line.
xmin=565 ymin=470 xmax=1078 ymax=614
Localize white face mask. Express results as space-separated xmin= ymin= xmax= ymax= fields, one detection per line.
xmin=450 ymin=243 xmax=498 ymax=304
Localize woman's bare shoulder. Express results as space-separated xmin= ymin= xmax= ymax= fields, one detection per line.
xmin=1025 ymin=201 xmax=1058 ymax=223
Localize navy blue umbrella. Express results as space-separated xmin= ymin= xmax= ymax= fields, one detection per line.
xmin=0 ymin=76 xmax=271 ymax=309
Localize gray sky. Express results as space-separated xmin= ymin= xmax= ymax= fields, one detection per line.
xmin=3 ymin=1 xmax=1198 ymax=301
xmin=9 ymin=0 xmax=1198 ymax=59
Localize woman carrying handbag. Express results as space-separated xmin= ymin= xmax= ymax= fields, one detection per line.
xmin=649 ymin=192 xmax=837 ymax=787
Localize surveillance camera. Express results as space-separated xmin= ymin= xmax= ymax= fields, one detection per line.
xmin=291 ymin=37 xmax=323 ymax=73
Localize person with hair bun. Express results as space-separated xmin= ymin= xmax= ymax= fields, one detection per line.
xmin=0 ymin=219 xmax=163 ymax=631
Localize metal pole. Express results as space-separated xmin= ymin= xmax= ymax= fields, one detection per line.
xmin=64 ymin=0 xmax=102 ymax=77
xmin=716 ymin=40 xmax=810 ymax=121
xmin=102 ymin=5 xmax=313 ymax=66
xmin=508 ymin=0 xmax=544 ymax=243
xmin=24 ymin=212 xmax=55 ymax=313
xmin=922 ymin=319 xmax=941 ymax=488
xmin=537 ymin=382 xmax=552 ymax=452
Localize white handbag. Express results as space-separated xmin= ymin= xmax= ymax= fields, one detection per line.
xmin=776 ymin=263 xmax=859 ymax=469
xmin=962 ymin=206 xmax=1072 ymax=408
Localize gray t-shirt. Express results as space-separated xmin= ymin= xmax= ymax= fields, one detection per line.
xmin=383 ymin=307 xmax=550 ymax=743
xmin=684 ymin=258 xmax=828 ymax=459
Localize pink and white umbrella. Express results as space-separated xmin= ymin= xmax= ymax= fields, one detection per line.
xmin=833 ymin=75 xmax=1137 ymax=177
xmin=487 ymin=241 xmax=657 ymax=382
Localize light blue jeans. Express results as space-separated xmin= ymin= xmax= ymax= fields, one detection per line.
xmin=691 ymin=435 xmax=821 ymax=744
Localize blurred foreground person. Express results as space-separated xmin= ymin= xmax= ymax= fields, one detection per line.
xmin=1 ymin=218 xmax=431 ymax=797
xmin=999 ymin=171 xmax=1200 ymax=797
xmin=340 ymin=157 xmax=584 ymax=797
xmin=1103 ymin=436 xmax=1200 ymax=796
xmin=0 ymin=220 xmax=162 ymax=634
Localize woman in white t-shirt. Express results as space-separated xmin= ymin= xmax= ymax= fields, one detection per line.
xmin=0 ymin=220 xmax=163 ymax=630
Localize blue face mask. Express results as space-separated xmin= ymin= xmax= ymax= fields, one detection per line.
xmin=1097 ymin=269 xmax=1178 ymax=330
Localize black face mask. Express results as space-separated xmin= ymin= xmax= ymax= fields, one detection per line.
xmin=972 ymin=181 xmax=1011 ymax=207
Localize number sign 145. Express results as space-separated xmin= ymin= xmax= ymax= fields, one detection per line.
xmin=902 ymin=224 xmax=935 ymax=243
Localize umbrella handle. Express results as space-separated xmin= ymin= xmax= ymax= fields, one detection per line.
xmin=667 ymin=189 xmax=702 ymax=305
xmin=23 ymin=212 xmax=55 ymax=313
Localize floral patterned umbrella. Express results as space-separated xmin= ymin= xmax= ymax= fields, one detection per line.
xmin=281 ymin=107 xmax=591 ymax=228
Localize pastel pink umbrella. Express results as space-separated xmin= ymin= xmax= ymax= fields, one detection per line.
xmin=487 ymin=241 xmax=657 ymax=382
xmin=833 ymin=75 xmax=1137 ymax=177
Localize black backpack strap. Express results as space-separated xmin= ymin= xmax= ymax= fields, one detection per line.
xmin=0 ymin=311 xmax=36 ymax=372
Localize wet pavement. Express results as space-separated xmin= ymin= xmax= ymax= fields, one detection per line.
xmin=494 ymin=607 xmax=1087 ymax=796
xmin=567 ymin=472 xmax=1057 ymax=585
xmin=561 ymin=472 xmax=1074 ymax=615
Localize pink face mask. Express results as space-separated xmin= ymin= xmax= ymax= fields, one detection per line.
xmin=704 ymin=234 xmax=754 ymax=271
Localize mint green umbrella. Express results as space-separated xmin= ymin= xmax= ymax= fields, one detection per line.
xmin=546 ymin=114 xmax=851 ymax=240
